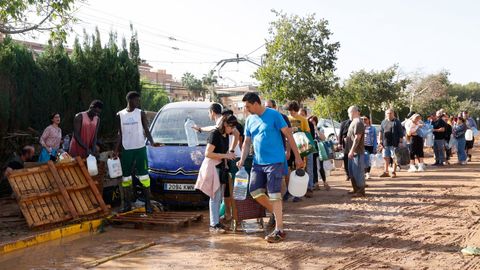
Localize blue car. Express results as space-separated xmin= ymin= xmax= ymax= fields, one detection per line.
xmin=147 ymin=102 xmax=215 ymax=206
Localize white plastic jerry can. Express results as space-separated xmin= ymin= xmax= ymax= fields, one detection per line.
xmin=86 ymin=154 xmax=98 ymax=176
xmin=107 ymin=158 xmax=122 ymax=178
xmin=288 ymin=169 xmax=309 ymax=197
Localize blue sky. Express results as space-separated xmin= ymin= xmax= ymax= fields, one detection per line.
xmin=20 ymin=0 xmax=480 ymax=85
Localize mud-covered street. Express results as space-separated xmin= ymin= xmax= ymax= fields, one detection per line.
xmin=1 ymin=151 xmax=480 ymax=270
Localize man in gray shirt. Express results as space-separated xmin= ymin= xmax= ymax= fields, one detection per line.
xmin=346 ymin=106 xmax=366 ymax=197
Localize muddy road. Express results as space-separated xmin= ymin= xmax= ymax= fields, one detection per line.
xmin=1 ymin=150 xmax=480 ymax=269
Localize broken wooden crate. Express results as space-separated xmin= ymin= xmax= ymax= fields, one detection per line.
xmin=7 ymin=157 xmax=109 ymax=228
xmin=110 ymin=212 xmax=203 ymax=231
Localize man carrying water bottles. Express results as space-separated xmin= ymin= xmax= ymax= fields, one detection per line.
xmin=238 ymin=93 xmax=304 ymax=243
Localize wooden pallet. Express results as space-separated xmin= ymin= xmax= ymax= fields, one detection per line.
xmin=110 ymin=212 xmax=203 ymax=231
xmin=7 ymin=157 xmax=109 ymax=228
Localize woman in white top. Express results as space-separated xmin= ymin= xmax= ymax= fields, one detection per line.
xmin=406 ymin=114 xmax=425 ymax=172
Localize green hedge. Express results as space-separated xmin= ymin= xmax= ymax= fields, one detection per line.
xmin=0 ymin=30 xmax=141 ymax=139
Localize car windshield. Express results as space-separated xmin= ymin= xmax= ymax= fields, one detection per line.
xmin=151 ymin=107 xmax=214 ymax=145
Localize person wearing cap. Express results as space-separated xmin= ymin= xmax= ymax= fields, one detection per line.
xmin=406 ymin=114 xmax=426 ymax=172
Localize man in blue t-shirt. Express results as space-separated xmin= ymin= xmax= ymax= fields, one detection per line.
xmin=238 ymin=93 xmax=303 ymax=243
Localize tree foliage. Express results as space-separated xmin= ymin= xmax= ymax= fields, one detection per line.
xmin=343 ymin=65 xmax=408 ymax=121
xmin=0 ymin=29 xmax=142 ymax=138
xmin=0 ymin=0 xmax=83 ymax=39
xmin=140 ymin=80 xmax=170 ymax=112
xmin=181 ymin=72 xmax=205 ymax=99
xmin=448 ymin=82 xmax=480 ymax=102
xmin=202 ymin=70 xmax=217 ymax=101
xmin=405 ymin=71 xmax=450 ymax=114
xmin=313 ymin=66 xmax=407 ymax=122
xmin=254 ymin=10 xmax=340 ymax=103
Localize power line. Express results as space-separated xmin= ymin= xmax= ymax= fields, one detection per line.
xmin=77 ymin=4 xmax=238 ymax=56
xmin=245 ymin=43 xmax=265 ymax=57
xmin=77 ymin=16 xmax=233 ymax=59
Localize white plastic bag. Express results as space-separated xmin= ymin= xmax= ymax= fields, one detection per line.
xmin=424 ymin=133 xmax=434 ymax=147
xmin=372 ymin=153 xmax=384 ymax=168
xmin=323 ymin=160 xmax=334 ymax=171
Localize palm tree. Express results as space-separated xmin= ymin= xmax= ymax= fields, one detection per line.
xmin=202 ymin=70 xmax=218 ymax=101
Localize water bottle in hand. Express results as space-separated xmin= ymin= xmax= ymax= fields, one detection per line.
xmin=233 ymin=167 xmax=249 ymax=200
xmin=184 ymin=118 xmax=199 ymax=147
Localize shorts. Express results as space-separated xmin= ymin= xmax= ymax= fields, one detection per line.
xmin=382 ymin=146 xmax=396 ymax=159
xmin=249 ymin=163 xmax=283 ymax=201
xmin=120 ymin=147 xmax=150 ymax=188
xmin=466 ymin=137 xmax=475 ymax=149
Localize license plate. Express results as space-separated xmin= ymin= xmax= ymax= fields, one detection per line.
xmin=164 ymin=183 xmax=195 ymax=191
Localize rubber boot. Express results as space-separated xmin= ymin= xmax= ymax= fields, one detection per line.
xmin=120 ymin=186 xmax=133 ymax=213
xmin=144 ymin=187 xmax=154 ymax=214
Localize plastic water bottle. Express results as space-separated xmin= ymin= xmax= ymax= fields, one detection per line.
xmin=184 ymin=118 xmax=199 ymax=147
xmin=86 ymin=154 xmax=98 ymax=176
xmin=63 ymin=135 xmax=70 ymax=151
xmin=233 ymin=167 xmax=249 ymax=200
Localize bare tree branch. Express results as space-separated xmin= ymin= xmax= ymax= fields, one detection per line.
xmin=0 ymin=7 xmax=55 ymax=35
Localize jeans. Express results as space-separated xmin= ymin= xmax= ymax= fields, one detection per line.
xmin=209 ymin=184 xmax=224 ymax=227
xmin=457 ymin=137 xmax=467 ymax=162
xmin=348 ymin=154 xmax=365 ymax=189
xmin=433 ymin=140 xmax=445 ymax=163
xmin=307 ymin=153 xmax=314 ymax=189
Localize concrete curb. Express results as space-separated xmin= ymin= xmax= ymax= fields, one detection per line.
xmin=0 ymin=207 xmax=147 ymax=255
xmin=0 ymin=219 xmax=103 ymax=255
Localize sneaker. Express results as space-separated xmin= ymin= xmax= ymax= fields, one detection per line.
xmin=292 ymin=197 xmax=302 ymax=203
xmin=209 ymin=224 xmax=226 ymax=234
xmin=347 ymin=190 xmax=357 ymax=195
xmin=265 ymin=230 xmax=286 ymax=243
xmin=313 ymin=183 xmax=321 ymax=190
xmin=407 ymin=165 xmax=417 ymax=173
xmin=365 ymin=173 xmax=371 ymax=180
xmin=379 ymin=172 xmax=390 ymax=178
xmin=323 ymin=182 xmax=331 ymax=191
xmin=417 ymin=164 xmax=425 ymax=172
xmin=305 ymin=189 xmax=314 ymax=198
